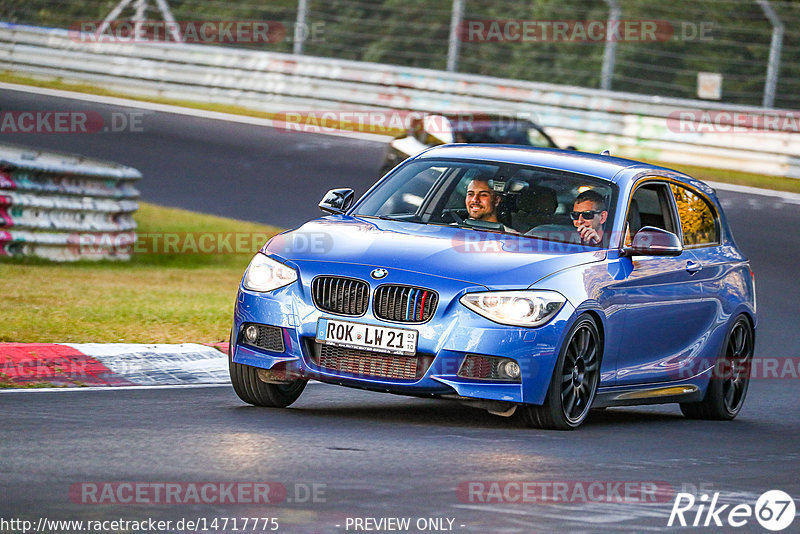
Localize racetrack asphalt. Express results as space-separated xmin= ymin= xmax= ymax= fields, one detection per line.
xmin=0 ymin=86 xmax=388 ymax=228
xmin=2 ymin=379 xmax=798 ymax=533
xmin=1 ymin=86 xmax=799 ymax=533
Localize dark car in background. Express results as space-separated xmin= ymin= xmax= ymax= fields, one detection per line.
xmin=380 ymin=113 xmax=560 ymax=174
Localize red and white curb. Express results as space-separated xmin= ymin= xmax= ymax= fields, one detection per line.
xmin=0 ymin=342 xmax=230 ymax=388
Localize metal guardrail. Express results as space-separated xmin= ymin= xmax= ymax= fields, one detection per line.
xmin=0 ymin=142 xmax=140 ymax=261
xmin=0 ymin=23 xmax=798 ymax=179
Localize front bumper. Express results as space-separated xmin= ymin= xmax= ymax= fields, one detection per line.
xmin=231 ymin=264 xmax=575 ymax=406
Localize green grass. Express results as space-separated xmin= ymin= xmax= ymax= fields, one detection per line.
xmin=5 ymin=70 xmax=798 ymax=192
xmin=0 ymin=203 xmax=282 ymax=343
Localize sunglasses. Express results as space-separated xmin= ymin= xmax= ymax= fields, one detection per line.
xmin=570 ymin=210 xmax=602 ymax=220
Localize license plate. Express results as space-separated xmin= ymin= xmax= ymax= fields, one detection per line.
xmin=315 ymin=318 xmax=418 ymax=356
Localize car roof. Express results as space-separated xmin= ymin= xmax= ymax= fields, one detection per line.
xmin=415 ymin=144 xmax=702 ymax=188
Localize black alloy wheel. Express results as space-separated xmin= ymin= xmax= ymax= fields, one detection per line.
xmin=519 ymin=315 xmax=601 ymax=430
xmin=681 ymin=315 xmax=754 ymax=420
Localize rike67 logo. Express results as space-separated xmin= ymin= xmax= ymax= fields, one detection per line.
xmin=668 ymin=490 xmax=795 ymax=531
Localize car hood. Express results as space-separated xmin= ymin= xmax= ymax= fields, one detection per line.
xmin=263 ymin=216 xmax=605 ymax=288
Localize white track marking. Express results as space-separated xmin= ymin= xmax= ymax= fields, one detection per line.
xmin=0 ymin=383 xmax=232 ymax=393
xmin=706 ymin=180 xmax=800 ymax=204
xmin=0 ymin=381 xmax=327 ymax=393
xmin=0 ymin=380 xmax=326 ymax=393
xmin=0 ymin=82 xmax=393 ymax=143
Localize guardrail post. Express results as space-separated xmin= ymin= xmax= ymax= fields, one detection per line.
xmin=294 ymin=0 xmax=309 ymax=55
xmin=601 ymin=0 xmax=620 ymax=90
xmin=133 ymin=0 xmax=147 ymax=22
xmin=99 ymin=0 xmax=182 ymax=42
xmin=756 ymin=0 xmax=783 ymax=109
xmin=153 ymin=0 xmax=183 ymax=41
xmin=446 ymin=0 xmax=465 ymax=72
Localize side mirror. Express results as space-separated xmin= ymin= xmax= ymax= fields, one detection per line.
xmin=623 ymin=226 xmax=683 ymax=257
xmin=319 ymin=188 xmax=354 ymax=214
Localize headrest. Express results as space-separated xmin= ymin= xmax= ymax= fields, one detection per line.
xmin=517 ymin=186 xmax=558 ymax=215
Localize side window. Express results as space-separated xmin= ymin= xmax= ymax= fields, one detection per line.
xmin=626 ymin=183 xmax=677 ymax=244
xmin=670 ymin=184 xmax=719 ymax=246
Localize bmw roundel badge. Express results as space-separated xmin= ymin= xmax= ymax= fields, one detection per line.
xmin=370 ymin=268 xmax=388 ymax=280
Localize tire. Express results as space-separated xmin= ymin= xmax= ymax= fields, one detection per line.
xmin=228 ymin=337 xmax=306 ymax=408
xmin=680 ymin=315 xmax=753 ymax=420
xmin=519 ymin=315 xmax=602 ymax=430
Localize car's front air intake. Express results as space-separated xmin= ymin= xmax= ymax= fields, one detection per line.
xmin=316 ymin=345 xmax=418 ymax=380
xmin=239 ymin=323 xmax=285 ymax=352
xmin=306 ymin=340 xmax=434 ymax=381
xmin=312 ymin=276 xmax=369 ymax=316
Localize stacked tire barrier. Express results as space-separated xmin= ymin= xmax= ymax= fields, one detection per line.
xmin=0 ymin=142 xmax=140 ymax=261
xmin=0 ymin=23 xmax=798 ymax=178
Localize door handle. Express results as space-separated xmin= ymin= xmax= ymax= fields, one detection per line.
xmin=686 ymin=261 xmax=702 ymax=274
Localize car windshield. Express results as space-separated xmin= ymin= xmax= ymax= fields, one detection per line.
xmin=352 ymin=158 xmax=617 ymax=247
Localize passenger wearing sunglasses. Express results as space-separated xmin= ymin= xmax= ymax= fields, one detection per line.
xmin=571 ymin=190 xmax=608 ymax=246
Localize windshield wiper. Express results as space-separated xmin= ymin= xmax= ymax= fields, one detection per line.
xmin=376 ymin=214 xmax=418 ymax=222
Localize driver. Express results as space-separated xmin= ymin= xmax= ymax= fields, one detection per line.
xmin=465 ymin=179 xmax=517 ymax=233
xmin=466 ymin=179 xmax=502 ymax=223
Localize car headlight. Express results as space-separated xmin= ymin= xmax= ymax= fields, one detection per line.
xmin=242 ymin=253 xmax=298 ymax=292
xmin=459 ymin=290 xmax=566 ymax=327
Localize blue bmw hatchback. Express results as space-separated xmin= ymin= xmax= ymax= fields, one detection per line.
xmin=229 ymin=145 xmax=756 ymax=429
